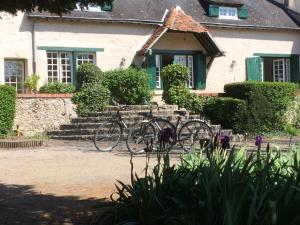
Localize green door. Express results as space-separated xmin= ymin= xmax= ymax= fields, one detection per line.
xmin=246 ymin=57 xmax=263 ymax=81
xmin=145 ymin=54 xmax=156 ymax=89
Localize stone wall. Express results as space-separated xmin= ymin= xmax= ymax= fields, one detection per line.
xmin=13 ymin=97 xmax=77 ymax=136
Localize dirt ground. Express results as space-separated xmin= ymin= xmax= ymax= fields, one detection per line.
xmin=0 ymin=138 xmax=299 ymax=225
xmin=0 ymin=140 xmax=180 ymax=225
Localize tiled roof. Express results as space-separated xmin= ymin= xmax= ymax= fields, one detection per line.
xmin=28 ymin=0 xmax=300 ymax=29
xmin=139 ymin=7 xmax=222 ymax=56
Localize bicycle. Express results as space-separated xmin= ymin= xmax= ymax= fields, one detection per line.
xmin=94 ymin=100 xmax=132 ymax=151
xmin=126 ymin=105 xmax=213 ymax=154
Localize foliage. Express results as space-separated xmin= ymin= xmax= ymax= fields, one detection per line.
xmin=72 ymin=83 xmax=110 ymax=115
xmin=24 ymin=74 xmax=40 ymax=92
xmin=77 ymin=63 xmax=102 ymax=89
xmin=39 ymin=83 xmax=76 ymax=93
xmin=224 ymin=81 xmax=297 ymax=110
xmin=0 ymin=85 xmax=16 ymax=137
xmin=203 ymin=97 xmax=246 ymax=131
xmin=1 ymin=0 xmax=112 ymax=14
xmin=161 ymin=64 xmax=203 ymax=113
xmin=102 ymin=67 xmax=152 ymax=105
xmin=98 ymin=146 xmax=300 ymax=225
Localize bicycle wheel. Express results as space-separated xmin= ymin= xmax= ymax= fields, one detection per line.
xmin=94 ymin=121 xmax=122 ymax=151
xmin=126 ymin=121 xmax=156 ymax=154
xmin=152 ymin=118 xmax=177 ymax=152
xmin=178 ymin=120 xmax=212 ymax=152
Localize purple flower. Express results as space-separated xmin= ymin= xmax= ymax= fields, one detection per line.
xmin=158 ymin=127 xmax=173 ymax=144
xmin=255 ymin=135 xmax=263 ymax=146
xmin=220 ymin=133 xmax=230 ymax=150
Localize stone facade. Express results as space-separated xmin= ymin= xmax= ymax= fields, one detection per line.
xmin=13 ymin=97 xmax=77 ymax=136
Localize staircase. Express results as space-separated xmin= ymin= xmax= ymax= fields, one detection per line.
xmin=48 ymin=105 xmax=222 ymax=140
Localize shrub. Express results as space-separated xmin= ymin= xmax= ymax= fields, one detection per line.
xmin=102 ymin=67 xmax=152 ymax=105
xmin=72 ymin=83 xmax=110 ymax=115
xmin=161 ymin=64 xmax=203 ymax=113
xmin=224 ymin=81 xmax=297 ymax=110
xmin=0 ymin=85 xmax=16 ymax=137
xmin=222 ymin=82 xmax=298 ymax=133
xmin=39 ymin=83 xmax=76 ymax=93
xmin=77 ymin=63 xmax=102 ymax=88
xmin=203 ymin=97 xmax=246 ymax=131
xmin=24 ymin=74 xmax=40 ymax=92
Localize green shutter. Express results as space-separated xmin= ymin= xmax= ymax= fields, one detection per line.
xmin=101 ymin=1 xmax=112 ymax=11
xmin=291 ymin=55 xmax=300 ymax=83
xmin=195 ymin=54 xmax=206 ymax=90
xmin=238 ymin=6 xmax=248 ymax=19
xmin=145 ymin=54 xmax=156 ymax=89
xmin=246 ymin=57 xmax=263 ymax=81
xmin=209 ymin=5 xmax=219 ymax=17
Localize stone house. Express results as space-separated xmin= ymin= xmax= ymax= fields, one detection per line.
xmin=1 ymin=0 xmax=300 ymax=100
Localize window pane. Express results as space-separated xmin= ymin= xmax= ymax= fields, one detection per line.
xmin=47 ymin=51 xmax=59 ymax=83
xmin=76 ymin=52 xmax=95 ymax=67
xmin=4 ymin=60 xmax=24 ymax=92
xmin=60 ymin=52 xmax=73 ymax=84
xmin=155 ymin=55 xmax=161 ymax=89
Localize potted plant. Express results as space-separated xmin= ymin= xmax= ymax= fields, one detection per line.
xmin=24 ymin=74 xmax=40 ymax=93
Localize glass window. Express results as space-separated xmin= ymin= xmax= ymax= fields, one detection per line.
xmin=76 ymin=52 xmax=96 ymax=66
xmin=219 ymin=7 xmax=238 ymax=20
xmin=155 ymin=55 xmax=161 ymax=89
xmin=4 ymin=59 xmax=24 ymax=92
xmin=273 ymin=58 xmax=291 ymax=82
xmin=46 ymin=51 xmax=72 ymax=84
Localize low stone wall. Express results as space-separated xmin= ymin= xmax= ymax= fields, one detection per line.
xmin=13 ymin=96 xmax=77 ymax=136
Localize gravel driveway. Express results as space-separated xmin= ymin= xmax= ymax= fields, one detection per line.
xmin=0 ymin=140 xmax=180 ymax=225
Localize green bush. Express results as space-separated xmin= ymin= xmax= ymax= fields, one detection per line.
xmin=161 ymin=64 xmax=203 ymax=113
xmin=77 ymin=63 xmax=102 ymax=88
xmin=24 ymin=74 xmax=40 ymax=92
xmin=72 ymin=83 xmax=110 ymax=115
xmin=39 ymin=83 xmax=76 ymax=93
xmin=0 ymin=85 xmax=16 ymax=137
xmin=222 ymin=82 xmax=298 ymax=133
xmin=102 ymin=67 xmax=152 ymax=105
xmin=203 ymin=97 xmax=246 ymax=131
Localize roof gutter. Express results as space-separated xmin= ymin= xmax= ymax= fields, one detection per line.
xmin=201 ymin=22 xmax=300 ymax=31
xmin=27 ymin=14 xmax=164 ymax=25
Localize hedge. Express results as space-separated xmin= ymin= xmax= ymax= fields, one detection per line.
xmin=203 ymin=97 xmax=246 ymax=132
xmin=102 ymin=67 xmax=152 ymax=105
xmin=39 ymin=83 xmax=76 ymax=93
xmin=77 ymin=63 xmax=102 ymax=88
xmin=0 ymin=85 xmax=16 ymax=136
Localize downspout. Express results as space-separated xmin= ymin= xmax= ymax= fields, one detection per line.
xmin=32 ymin=22 xmax=37 ymax=74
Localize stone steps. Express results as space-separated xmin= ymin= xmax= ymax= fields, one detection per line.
xmin=48 ymin=104 xmax=228 ymax=141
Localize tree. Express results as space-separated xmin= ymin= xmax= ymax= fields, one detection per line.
xmin=1 ymin=0 xmax=112 ymax=15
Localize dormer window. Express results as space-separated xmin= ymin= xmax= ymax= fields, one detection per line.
xmin=219 ymin=7 xmax=238 ymax=19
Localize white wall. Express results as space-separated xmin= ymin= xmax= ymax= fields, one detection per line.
xmin=0 ymin=12 xmax=33 ymax=84
xmin=202 ymin=28 xmax=300 ymax=93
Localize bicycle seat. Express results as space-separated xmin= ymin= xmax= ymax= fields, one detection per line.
xmin=175 ymin=110 xmax=187 ymax=116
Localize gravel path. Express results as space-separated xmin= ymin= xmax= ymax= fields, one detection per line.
xmin=0 ymin=140 xmax=180 ymax=225
xmin=0 ymin=137 xmax=299 ymax=225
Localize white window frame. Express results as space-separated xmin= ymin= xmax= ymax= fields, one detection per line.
xmin=4 ymin=59 xmax=25 ymax=92
xmin=76 ymin=52 xmax=96 ymax=67
xmin=219 ymin=7 xmax=238 ymax=20
xmin=273 ymin=58 xmax=291 ymax=82
xmin=47 ymin=51 xmax=73 ymax=84
xmin=155 ymin=55 xmax=161 ymax=89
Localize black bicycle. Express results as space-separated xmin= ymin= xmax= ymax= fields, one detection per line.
xmin=94 ymin=100 xmax=131 ymax=151
xmin=126 ymin=106 xmax=213 ymax=154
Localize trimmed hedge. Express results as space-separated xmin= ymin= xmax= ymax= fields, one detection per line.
xmin=72 ymin=83 xmax=110 ymax=115
xmin=0 ymin=85 xmax=16 ymax=136
xmin=203 ymin=97 xmax=246 ymax=131
xmin=39 ymin=83 xmax=76 ymax=93
xmin=77 ymin=63 xmax=102 ymax=88
xmin=103 ymin=67 xmax=152 ymax=105
xmin=224 ymin=81 xmax=297 ymax=110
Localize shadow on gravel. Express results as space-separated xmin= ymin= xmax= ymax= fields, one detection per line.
xmin=0 ymin=183 xmax=109 ymax=225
